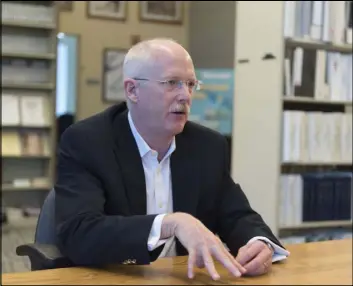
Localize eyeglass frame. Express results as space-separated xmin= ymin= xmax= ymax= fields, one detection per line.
xmin=132 ymin=77 xmax=203 ymax=92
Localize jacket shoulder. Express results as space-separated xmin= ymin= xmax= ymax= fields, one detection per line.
xmin=59 ymin=103 xmax=126 ymax=147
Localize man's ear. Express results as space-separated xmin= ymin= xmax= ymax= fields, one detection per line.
xmin=124 ymin=79 xmax=138 ymax=103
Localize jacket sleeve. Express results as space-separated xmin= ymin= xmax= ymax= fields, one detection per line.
xmin=55 ymin=126 xmax=158 ymax=267
xmin=215 ymin=137 xmax=285 ymax=256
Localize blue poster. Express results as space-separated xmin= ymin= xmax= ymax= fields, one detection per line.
xmin=189 ymin=69 xmax=234 ymax=136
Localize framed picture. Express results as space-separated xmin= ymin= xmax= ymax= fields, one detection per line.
xmin=87 ymin=1 xmax=127 ymax=21
xmin=56 ymin=1 xmax=73 ymax=11
xmin=139 ymin=1 xmax=183 ymax=24
xmin=102 ymin=48 xmax=127 ymax=103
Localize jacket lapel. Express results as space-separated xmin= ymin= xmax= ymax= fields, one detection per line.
xmin=171 ymin=130 xmax=200 ymax=217
xmin=171 ymin=128 xmax=200 ymax=256
xmin=112 ymin=110 xmax=147 ymax=215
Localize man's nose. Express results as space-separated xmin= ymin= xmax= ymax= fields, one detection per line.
xmin=178 ymin=82 xmax=192 ymax=99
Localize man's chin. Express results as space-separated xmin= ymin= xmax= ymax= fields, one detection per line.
xmin=170 ymin=123 xmax=186 ymax=135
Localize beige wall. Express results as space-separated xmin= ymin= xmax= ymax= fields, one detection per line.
xmin=58 ymin=1 xmax=190 ymax=121
xmin=189 ymin=1 xmax=235 ymax=69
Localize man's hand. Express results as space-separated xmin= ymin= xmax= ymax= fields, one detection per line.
xmin=235 ymin=240 xmax=274 ymax=276
xmin=161 ymin=213 xmax=246 ymax=280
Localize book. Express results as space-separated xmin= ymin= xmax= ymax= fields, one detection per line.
xmin=2 ymin=131 xmax=22 ymax=156
xmin=20 ymin=95 xmax=49 ymax=127
xmin=21 ymin=132 xmax=43 ymax=156
xmin=283 ymin=1 xmax=351 ymax=44
xmin=282 ymin=111 xmax=352 ymax=163
xmin=279 ymin=172 xmax=352 ymax=227
xmin=2 ymin=94 xmax=20 ymax=126
xmin=284 ymin=50 xmax=352 ymax=102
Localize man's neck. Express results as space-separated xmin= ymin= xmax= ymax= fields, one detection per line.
xmin=130 ymin=112 xmax=173 ymax=161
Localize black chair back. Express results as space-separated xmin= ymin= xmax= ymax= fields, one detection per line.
xmin=16 ymin=188 xmax=73 ymax=270
xmin=35 ymin=189 xmax=56 ymax=244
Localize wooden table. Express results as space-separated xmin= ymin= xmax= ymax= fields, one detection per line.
xmin=2 ymin=239 xmax=352 ymax=285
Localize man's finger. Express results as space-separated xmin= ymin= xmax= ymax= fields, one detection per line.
xmin=222 ymin=246 xmax=247 ymax=274
xmin=188 ymin=250 xmax=196 ymax=279
xmin=211 ymin=244 xmax=243 ymax=277
xmin=202 ymin=246 xmax=220 ymax=280
xmin=243 ymin=247 xmax=272 ymax=275
xmin=196 ymin=255 xmax=205 ymax=268
xmin=237 ymin=240 xmax=266 ymax=265
xmin=235 ymin=243 xmax=259 ymax=265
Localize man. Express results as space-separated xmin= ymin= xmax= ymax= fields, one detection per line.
xmin=55 ymin=38 xmax=289 ymax=281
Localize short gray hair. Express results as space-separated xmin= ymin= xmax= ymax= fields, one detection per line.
xmin=123 ymin=38 xmax=182 ymax=79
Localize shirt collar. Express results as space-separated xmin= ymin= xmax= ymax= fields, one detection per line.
xmin=128 ymin=111 xmax=176 ymax=159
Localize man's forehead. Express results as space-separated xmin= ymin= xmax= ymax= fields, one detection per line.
xmin=147 ymin=61 xmax=195 ymax=78
xmin=151 ymin=51 xmax=193 ymax=66
xmin=161 ymin=68 xmax=196 ymax=79
xmin=134 ymin=44 xmax=194 ymax=78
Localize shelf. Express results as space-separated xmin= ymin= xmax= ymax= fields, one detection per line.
xmin=1 ymin=1 xmax=53 ymax=6
xmin=2 ymin=51 xmax=56 ymax=60
xmin=1 ymin=1 xmax=57 ymax=213
xmin=2 ymin=125 xmax=52 ymax=129
xmin=280 ymin=220 xmax=352 ymax=230
xmin=2 ymin=185 xmax=50 ymax=192
xmin=285 ymin=37 xmax=353 ymax=53
xmin=282 ymin=161 xmax=353 ymax=167
xmin=1 ymin=19 xmax=56 ymax=30
xmin=2 ymin=155 xmax=51 ymax=160
xmin=283 ymin=96 xmax=352 ymax=106
xmin=2 ymin=82 xmax=55 ymax=90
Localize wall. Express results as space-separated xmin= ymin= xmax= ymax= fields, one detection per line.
xmin=58 ymin=1 xmax=190 ymax=121
xmin=188 ymin=1 xmax=235 ymax=69
xmin=188 ymin=1 xmax=235 ymax=159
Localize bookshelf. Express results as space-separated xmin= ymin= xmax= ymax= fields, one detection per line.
xmin=231 ymin=1 xmax=352 ymax=242
xmin=1 ymin=2 xmax=58 ymax=208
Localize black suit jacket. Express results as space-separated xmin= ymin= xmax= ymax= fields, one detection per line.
xmin=55 ymin=102 xmax=284 ymax=267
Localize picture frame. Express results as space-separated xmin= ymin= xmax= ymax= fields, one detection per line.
xmin=87 ymin=1 xmax=127 ymax=21
xmin=139 ymin=1 xmax=183 ymax=24
xmin=56 ymin=1 xmax=73 ymax=11
xmin=102 ymin=48 xmax=127 ymax=103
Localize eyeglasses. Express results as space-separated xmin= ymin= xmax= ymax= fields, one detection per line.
xmin=133 ymin=78 xmax=202 ymax=92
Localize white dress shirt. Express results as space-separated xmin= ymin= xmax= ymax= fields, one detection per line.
xmin=128 ymin=112 xmax=289 ymax=261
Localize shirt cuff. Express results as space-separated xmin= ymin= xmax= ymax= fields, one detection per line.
xmin=247 ymin=236 xmax=290 ymax=263
xmin=147 ymin=213 xmax=169 ymax=251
